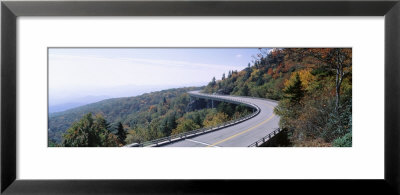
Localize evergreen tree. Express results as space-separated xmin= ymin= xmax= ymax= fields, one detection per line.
xmin=241 ymin=85 xmax=249 ymax=96
xmin=211 ymin=77 xmax=216 ymax=86
xmin=163 ymin=97 xmax=167 ymax=105
xmin=283 ymin=73 xmax=304 ymax=104
xmin=116 ymin=122 xmax=126 ymax=145
xmin=256 ymin=76 xmax=264 ymax=86
xmin=166 ymin=112 xmax=177 ymax=132
xmin=243 ymin=64 xmax=252 ymax=81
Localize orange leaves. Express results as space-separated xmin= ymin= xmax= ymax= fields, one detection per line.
xmin=267 ymin=68 xmax=273 ymax=75
xmin=148 ymin=105 xmax=157 ymax=112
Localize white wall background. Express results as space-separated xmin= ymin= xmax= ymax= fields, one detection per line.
xmin=17 ymin=17 xmax=384 ymax=179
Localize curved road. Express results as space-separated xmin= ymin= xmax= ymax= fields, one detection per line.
xmin=163 ymin=91 xmax=280 ymax=147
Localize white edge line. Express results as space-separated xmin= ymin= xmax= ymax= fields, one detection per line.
xmin=185 ymin=139 xmax=220 ymax=147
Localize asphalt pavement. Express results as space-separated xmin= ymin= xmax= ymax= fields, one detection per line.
xmin=162 ymin=91 xmax=280 ymax=147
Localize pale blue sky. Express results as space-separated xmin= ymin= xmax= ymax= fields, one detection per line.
xmin=49 ymin=48 xmax=264 ymax=105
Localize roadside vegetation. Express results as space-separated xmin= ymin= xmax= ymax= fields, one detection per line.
xmin=203 ymin=48 xmax=352 ymax=147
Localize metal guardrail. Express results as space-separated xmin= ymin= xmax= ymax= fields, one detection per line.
xmin=190 ymin=90 xmax=279 ymax=104
xmin=125 ymin=91 xmax=261 ymax=147
xmin=226 ymin=94 xmax=279 ymax=104
xmin=188 ymin=92 xmax=261 ymax=107
xmin=248 ymin=128 xmax=281 ymax=147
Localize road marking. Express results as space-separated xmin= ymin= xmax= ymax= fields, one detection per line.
xmin=190 ymin=92 xmax=279 ymax=147
xmin=206 ymin=113 xmax=276 ymax=147
xmin=186 ymin=138 xmax=219 ymax=147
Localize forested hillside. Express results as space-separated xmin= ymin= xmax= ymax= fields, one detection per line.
xmin=203 ymin=48 xmax=352 ymax=146
xmin=49 ymin=48 xmax=352 ymax=147
xmin=49 ymin=87 xmax=252 ymax=146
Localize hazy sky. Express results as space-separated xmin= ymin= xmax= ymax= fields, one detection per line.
xmin=49 ymin=48 xmax=260 ymax=105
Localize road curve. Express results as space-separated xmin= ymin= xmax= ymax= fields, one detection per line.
xmin=162 ymin=91 xmax=280 ymax=147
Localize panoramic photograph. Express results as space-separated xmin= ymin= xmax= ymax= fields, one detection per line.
xmin=48 ymin=48 xmax=352 ymax=147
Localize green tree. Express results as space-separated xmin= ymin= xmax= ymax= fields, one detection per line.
xmin=62 ymin=113 xmax=119 ymax=147
xmin=166 ymin=112 xmax=177 ymax=133
xmin=210 ymin=77 xmax=216 ymax=87
xmin=163 ymin=97 xmax=167 ymax=105
xmin=125 ymin=126 xmax=148 ymax=144
xmin=240 ymin=85 xmax=249 ymax=96
xmin=171 ymin=119 xmax=200 ymax=135
xmin=243 ymin=64 xmax=252 ymax=81
xmin=217 ymin=102 xmax=234 ymax=116
xmin=158 ymin=119 xmax=169 ymax=136
xmin=283 ymin=73 xmax=304 ymax=104
xmin=116 ymin=122 xmax=126 ymax=145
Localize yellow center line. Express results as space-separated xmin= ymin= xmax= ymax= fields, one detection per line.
xmin=206 ymin=113 xmax=276 ymax=147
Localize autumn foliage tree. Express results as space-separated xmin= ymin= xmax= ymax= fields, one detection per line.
xmin=171 ymin=119 xmax=200 ymax=135
xmin=203 ymin=112 xmax=229 ymax=128
xmin=204 ymin=48 xmax=352 ymax=146
xmin=286 ymin=48 xmax=352 ymax=111
xmin=276 ymin=49 xmax=351 ymax=146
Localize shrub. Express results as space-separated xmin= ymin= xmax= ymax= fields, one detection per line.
xmin=332 ymin=132 xmax=352 ymax=147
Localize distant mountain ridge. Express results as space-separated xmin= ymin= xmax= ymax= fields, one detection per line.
xmin=49 ymin=95 xmax=111 ymax=113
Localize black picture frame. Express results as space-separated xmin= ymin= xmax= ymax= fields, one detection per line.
xmin=1 ymin=0 xmax=399 ymax=194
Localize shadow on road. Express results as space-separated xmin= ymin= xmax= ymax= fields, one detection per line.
xmin=260 ymin=129 xmax=292 ymax=147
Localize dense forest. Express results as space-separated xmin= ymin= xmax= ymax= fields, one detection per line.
xmin=203 ymin=48 xmax=352 ymax=146
xmin=49 ymin=87 xmax=252 ymax=147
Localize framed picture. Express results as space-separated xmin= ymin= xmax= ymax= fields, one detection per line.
xmin=1 ymin=0 xmax=399 ymax=194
